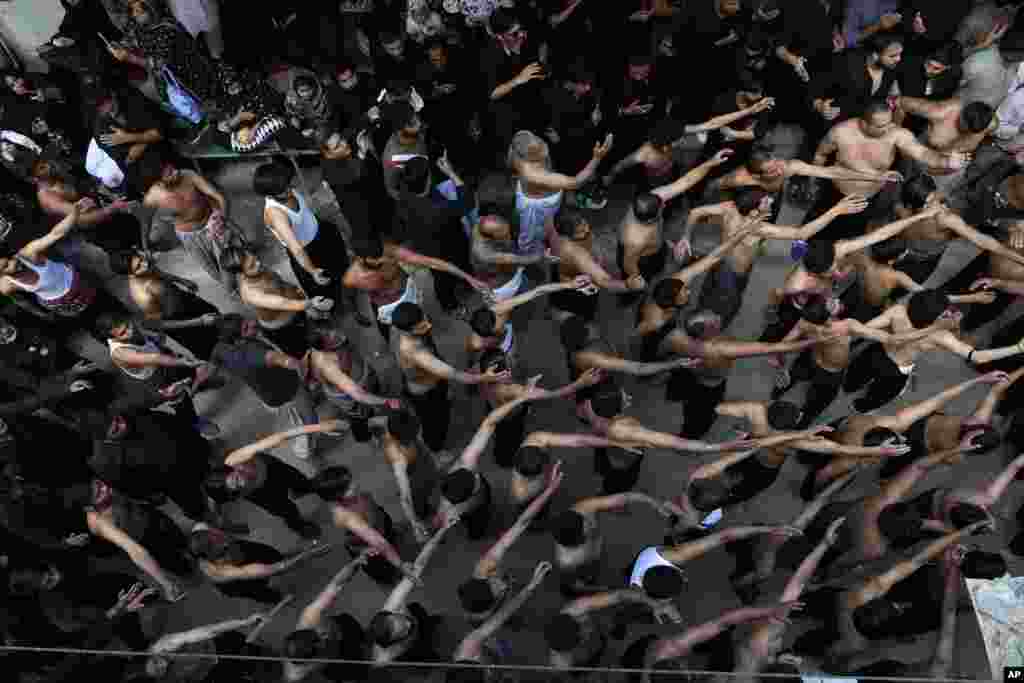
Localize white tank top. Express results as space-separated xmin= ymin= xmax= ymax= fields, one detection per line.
xmin=8 ymin=257 xmax=73 ymax=301
xmin=628 ymin=546 xmax=676 ymax=588
xmin=108 ymin=336 xmax=160 ymax=380
xmin=265 ymin=190 xmax=319 ymax=246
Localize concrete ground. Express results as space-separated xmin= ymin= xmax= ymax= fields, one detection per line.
xmin=55 ymin=123 xmax=1013 ymax=681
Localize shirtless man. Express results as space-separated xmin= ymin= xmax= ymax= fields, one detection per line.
xmin=760 ymin=205 xmax=947 ymax=342
xmin=680 ymin=191 xmax=868 ymax=328
xmin=34 ymin=164 xmax=140 ymax=254
xmin=771 ymin=297 xmax=951 ymax=426
xmin=471 ymin=204 xmax=556 ymax=293
xmin=390 ymin=302 xmax=510 ymax=452
xmin=344 ymin=232 xmax=488 ymax=341
xmin=618 ymin=149 xmax=734 ymax=294
xmin=548 ymin=210 xmax=645 ymax=323
xmin=143 ymin=163 xmax=240 ymax=292
xmin=844 ymin=289 xmax=1024 ymax=412
xmin=810 ymin=97 xmax=974 ymax=240
xmin=897 ymin=96 xmax=997 ymax=195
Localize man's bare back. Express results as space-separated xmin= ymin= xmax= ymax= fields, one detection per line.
xmin=829 ymin=120 xmax=903 ymax=197
xmin=145 ymin=170 xmax=213 ymax=231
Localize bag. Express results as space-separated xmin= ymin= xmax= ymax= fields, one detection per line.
xmin=162 ymin=67 xmax=203 ymax=124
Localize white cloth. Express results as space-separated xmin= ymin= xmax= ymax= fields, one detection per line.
xmin=108 ymin=336 xmax=160 ymax=380
xmin=995 ymin=62 xmax=1024 ymax=152
xmin=166 ymin=0 xmax=213 ymax=37
xmin=376 ymin=276 xmax=422 ymax=324
xmin=85 ymin=139 xmax=125 ymax=189
xmin=628 ymin=546 xmax=677 ymax=588
xmin=491 ymin=267 xmax=525 ymax=302
xmin=515 ymin=181 xmax=562 ymax=255
xmin=265 ymin=191 xmax=319 ymax=246
xmin=1 ymin=130 xmax=42 ymax=156
xmin=9 ymin=257 xmax=73 ymax=301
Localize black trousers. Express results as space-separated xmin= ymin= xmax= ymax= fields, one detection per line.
xmin=665 ymin=369 xmax=727 ymax=439
xmin=844 ymin=342 xmax=910 ymax=413
xmin=772 ymin=350 xmax=844 ymax=427
xmin=759 ymin=300 xmax=803 ymax=343
xmin=594 ymin=447 xmax=646 ymax=494
xmin=287 ymin=219 xmax=351 ymax=306
xmin=493 ymin=404 xmax=528 ymax=468
xmin=246 ymin=457 xmax=314 ymax=532
xmin=405 ymin=381 xmax=451 ymax=452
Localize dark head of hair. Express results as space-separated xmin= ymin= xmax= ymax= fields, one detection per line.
xmin=352 ymin=233 xmax=385 ymax=259
xmin=385 ymin=102 xmax=416 ymax=131
xmin=864 ymin=30 xmax=903 ymax=56
xmin=252 ymin=159 xmax=295 ymax=196
xmin=852 ymin=598 xmax=901 ymax=638
xmin=863 ymin=427 xmax=900 ymax=447
xmin=590 ymin=390 xmax=623 ymax=419
xmin=515 ymin=445 xmax=549 ymax=477
xmin=283 ymin=629 xmax=321 ymax=660
xmin=902 ymin=173 xmax=937 ymax=210
xmin=559 ymin=316 xmax=589 ymax=352
xmin=766 ymin=400 xmax=802 ymax=430
xmin=108 ymin=249 xmax=137 ymax=276
xmin=489 ymin=8 xmax=520 ymax=35
xmin=369 ymin=612 xmax=408 ymax=647
xmin=801 ymin=298 xmax=831 ymax=325
xmin=748 ymin=144 xmax=775 ymax=173
xmin=961 ymin=424 xmax=1002 ymax=454
xmin=863 ymin=95 xmax=894 ymax=120
xmin=564 ymin=59 xmax=595 ymax=87
xmin=215 ymin=313 xmax=245 ymax=343
xmin=7 ymin=561 xmax=48 ymax=597
xmin=683 ymin=311 xmax=721 ymax=340
xmin=457 ymin=578 xmax=498 ymax=613
xmin=906 ymin=289 xmax=950 ymax=328
xmin=649 ymin=119 xmax=684 ymax=148
xmin=928 ymin=42 xmax=963 ymax=67
xmin=689 ymin=477 xmax=730 ymax=511
xmin=94 ymin=311 xmax=130 ymax=339
xmin=401 ymin=156 xmax=431 ymax=195
xmin=949 ymin=502 xmax=988 ymax=529
xmin=961 ymin=102 xmax=995 ymax=134
xmin=551 ymin=510 xmax=585 ymax=546
xmin=642 ymin=565 xmax=685 ymax=599
xmin=632 ymin=193 xmax=663 ymax=223
xmin=387 ymin=410 xmax=420 ymax=444
xmin=555 ymin=208 xmax=586 ymax=237
xmin=734 ymin=187 xmax=769 ymax=215
xmin=545 ymin=614 xmax=582 ymax=652
xmin=876 ymin=503 xmax=924 ymax=544
xmin=478 ymin=349 xmax=508 ymax=374
xmin=961 ymin=550 xmax=1007 ymax=579
xmin=203 ymin=466 xmax=238 ymax=503
xmin=737 ymin=70 xmax=765 ymax=95
xmin=870 ymin=237 xmax=907 ymax=264
xmin=391 ymin=302 xmax=425 ymax=332
xmin=441 ymin=468 xmax=477 ymax=505
xmin=188 ymin=528 xmax=231 ymax=561
xmin=310 ymin=465 xmax=353 ymax=499
xmin=220 ymin=246 xmax=246 ymax=275
xmin=803 ymin=240 xmax=836 ymax=274
xmin=293 ymin=74 xmax=318 ymax=92
xmin=652 ymin=279 xmax=684 ymax=308
xmin=627 ymin=53 xmax=654 ymax=67
xmin=469 ymin=308 xmax=498 ymax=338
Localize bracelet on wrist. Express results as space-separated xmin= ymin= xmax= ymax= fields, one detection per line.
xmin=968 ymin=349 xmax=976 ymax=363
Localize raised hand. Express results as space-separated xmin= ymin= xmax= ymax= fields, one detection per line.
xmin=579 ymin=368 xmax=606 ymax=386
xmin=626 ymin=274 xmax=646 ymax=290
xmin=982 ymin=370 xmax=1010 ymax=385
xmin=516 ymin=63 xmax=545 ymax=85
xmin=593 ymin=133 xmax=614 ymax=160
xmin=972 ymin=278 xmax=997 ymax=291
xmin=531 ymin=560 xmax=553 ymax=584
xmin=835 ymin=194 xmax=869 ymax=215
xmin=750 ymin=97 xmax=775 ymax=114
xmin=769 ymin=525 xmax=804 ymax=541
xmin=546 ymin=460 xmax=564 ymax=490
xmin=770 ymin=600 xmax=805 ymax=625
xmin=711 ymin=148 xmax=734 ymax=165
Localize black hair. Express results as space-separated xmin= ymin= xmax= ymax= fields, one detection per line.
xmin=252 ymin=159 xmax=295 ymax=196
xmin=387 ymin=410 xmax=420 ymax=444
xmin=590 ymin=390 xmax=623 ymax=419
xmin=801 ymin=299 xmax=830 ymax=325
xmin=108 ymin=249 xmax=137 ymax=276
xmin=642 ymin=565 xmax=685 ymax=599
xmin=369 ymin=612 xmax=408 ymax=647
xmin=633 ymin=193 xmax=663 ymax=223
xmin=379 ymin=30 xmax=402 ymax=45
xmin=188 ymin=528 xmax=230 ymax=561
xmin=203 ymin=466 xmax=237 ymax=504
xmin=649 ymin=119 xmax=684 ymax=148
xmin=864 ymin=30 xmax=903 ymax=56
xmin=802 ymin=240 xmax=836 ymax=274
xmin=949 ymin=502 xmax=988 ymax=529
xmin=551 ymin=510 xmax=585 ymax=546
xmin=401 ymin=156 xmax=431 ymax=195
xmin=737 ymin=70 xmax=765 ymax=95
xmin=555 ymin=208 xmax=586 ymax=237
xmin=863 ymin=427 xmax=900 ymax=447
xmin=441 ymin=468 xmax=477 ymax=505
xmin=94 ymin=311 xmax=131 ymax=338
xmin=489 ymin=8 xmax=520 ymax=35
xmin=470 ymin=308 xmax=498 ymax=338
xmin=391 ymin=302 xmax=425 ymax=332
xmin=545 ymin=614 xmax=582 ymax=651
xmin=961 ymin=101 xmax=995 ymax=134
xmin=766 ymin=400 xmax=801 ymax=430
xmin=515 ymin=445 xmax=549 ymax=477
xmin=352 ymin=233 xmax=385 ymax=259
xmin=311 ymin=466 xmax=353 ymax=499
xmin=559 ymin=316 xmax=589 ymax=352
xmin=747 ymin=144 xmax=775 ymax=173
xmin=215 ymin=313 xmax=246 ymax=343
xmin=627 ymin=53 xmax=654 ymax=67
xmin=961 ymin=424 xmax=1002 ymax=454
xmin=734 ymin=187 xmax=769 ymax=215
xmin=478 ymin=349 xmax=508 ymax=374
xmin=906 ymin=289 xmax=949 ymax=328
xmin=961 ymin=550 xmax=1007 ymax=579
xmin=876 ymin=503 xmax=925 ymax=544
xmin=689 ymin=477 xmax=730 ymax=511
xmin=293 ymin=74 xmax=318 ymax=92
xmin=928 ymin=42 xmax=962 ymax=67
xmin=683 ymin=312 xmax=720 ymax=340
xmin=901 ymin=173 xmax=937 ymax=210
xmin=306 ymin=322 xmax=342 ymax=352
xmin=457 ymin=578 xmax=498 ymax=613
xmin=862 ymin=95 xmax=893 ymax=120
xmin=283 ymin=629 xmax=321 ymax=659
xmin=652 ymin=279 xmax=683 ymax=308
xmin=870 ymin=237 xmax=907 ymax=264
xmin=851 ymin=598 xmax=901 ymax=638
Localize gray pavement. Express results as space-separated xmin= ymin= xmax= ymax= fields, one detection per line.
xmin=64 ymin=123 xmax=1014 ymax=681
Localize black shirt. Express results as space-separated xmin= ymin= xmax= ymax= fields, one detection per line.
xmin=92 ymin=88 xmax=162 ymax=169
xmin=676 ymin=0 xmax=751 ymax=57
xmin=479 ymin=37 xmax=545 ymax=113
xmin=776 ymin=0 xmax=841 ymax=61
xmin=898 ymin=54 xmax=961 ymax=101
xmin=810 ymin=48 xmax=902 ymax=121
xmin=327 ymin=76 xmax=379 ymax=131
xmin=542 ymin=82 xmax=598 ymax=137
xmin=211 ymin=338 xmax=300 ymax=408
xmin=902 ymin=0 xmax=972 ymax=46
xmin=414 ymin=53 xmax=476 ymax=120
xmin=321 ymin=154 xmax=394 ymax=244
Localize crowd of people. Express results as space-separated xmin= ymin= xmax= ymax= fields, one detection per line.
xmin=6 ymin=0 xmax=1024 ymax=681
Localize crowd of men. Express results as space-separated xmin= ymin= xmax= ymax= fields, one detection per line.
xmin=6 ymin=0 xmax=1024 ymax=681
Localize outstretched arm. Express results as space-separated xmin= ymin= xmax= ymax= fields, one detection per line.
xmin=836 ymin=206 xmax=943 ymax=259
xmin=392 ymin=245 xmax=487 ymax=291
xmin=150 ymin=615 xmax=262 ymax=653
xmin=650 ymin=604 xmax=801 ymax=665
xmin=972 ymin=367 xmax=1024 ymax=424
xmin=887 ymin=375 xmax=993 ymax=432
xmin=296 ymin=553 xmax=369 ymax=630
xmin=941 ymin=211 xmax=1024 ymax=266
xmin=662 ymin=525 xmax=799 ymax=564
xmin=457 ymin=562 xmax=551 ymax=660
xmin=224 ymin=421 xmax=346 ymax=466
xmin=781 ymin=518 xmax=846 ymax=601
xmin=672 ymin=221 xmax=758 ymax=283
xmin=684 ymin=98 xmax=773 ymax=134
xmin=932 ymin=331 xmax=1024 ymax=365
xmin=381 ymin=517 xmax=456 ymax=613
xmin=332 ymin=506 xmax=411 ymax=578
xmin=653 ymin=151 xmax=732 ymax=204
xmin=979 ymin=452 xmax=1024 ymax=507
xmin=928 ymin=549 xmax=963 ymax=678
xmin=457 ymin=383 xmax=566 ymax=471
xmin=492 ymin=280 xmax=586 ymax=318
xmin=758 ymin=195 xmax=867 ymax=241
